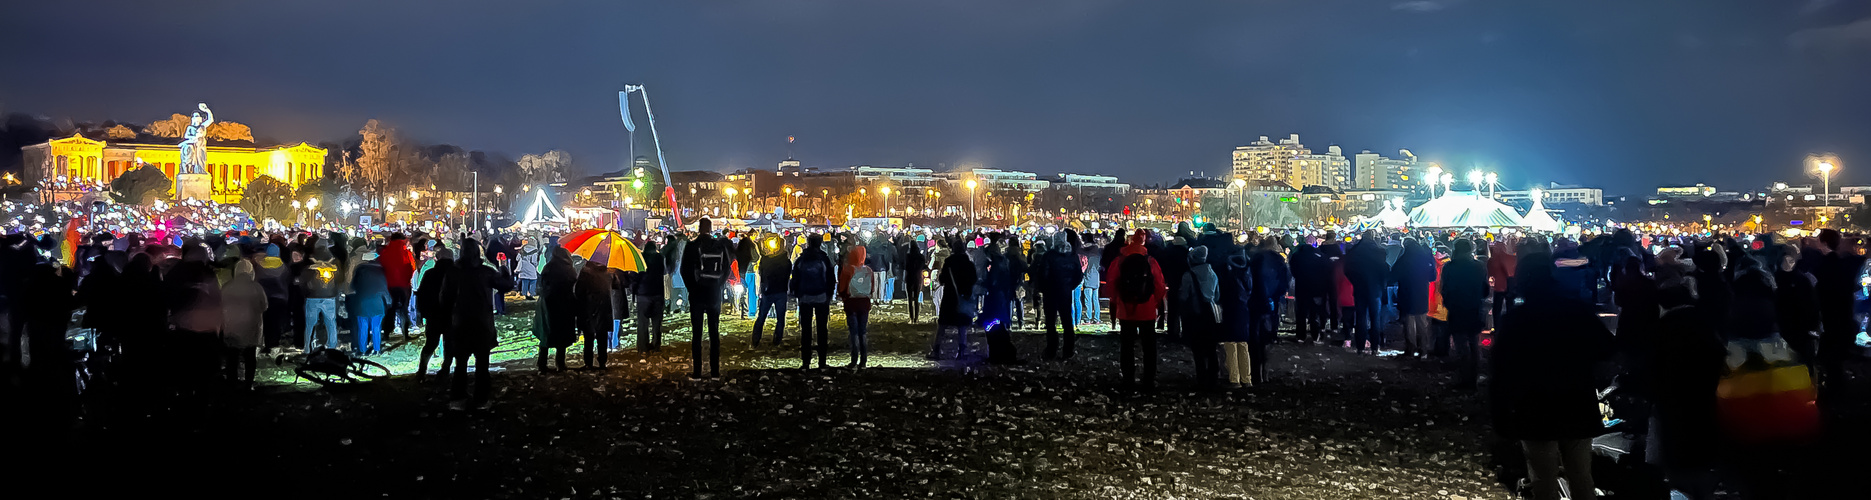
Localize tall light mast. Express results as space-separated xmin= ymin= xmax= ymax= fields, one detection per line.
xmin=621 ymin=84 xmax=683 ymax=227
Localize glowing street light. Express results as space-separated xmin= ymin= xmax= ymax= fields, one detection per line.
xmin=880 ymin=186 xmax=892 ymax=216
xmin=965 ymin=179 xmax=978 ymax=227
xmin=1817 ymin=160 xmax=1836 ymax=207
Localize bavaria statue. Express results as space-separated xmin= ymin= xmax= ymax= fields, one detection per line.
xmin=177 ymin=102 xmax=214 ymax=175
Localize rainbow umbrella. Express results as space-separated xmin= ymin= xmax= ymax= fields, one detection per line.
xmin=561 ymin=229 xmax=646 ymax=272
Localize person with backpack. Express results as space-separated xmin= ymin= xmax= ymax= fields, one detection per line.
xmin=1104 ymin=231 xmax=1167 ymax=389
xmin=791 ymin=233 xmax=836 ymax=369
xmin=681 ymin=218 xmax=732 ymax=379
xmin=1178 ymin=245 xmax=1221 ymax=389
xmin=840 ymin=245 xmax=875 ymax=368
xmin=1038 ymin=231 xmax=1085 ymax=360
xmin=631 ymin=241 xmax=667 ymax=352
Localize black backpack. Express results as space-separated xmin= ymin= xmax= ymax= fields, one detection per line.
xmin=1117 ymin=253 xmax=1155 ymax=304
xmin=793 ymin=254 xmax=830 ymax=298
xmin=696 ymin=239 xmax=727 ymax=282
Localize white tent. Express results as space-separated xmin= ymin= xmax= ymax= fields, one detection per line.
xmin=1375 ymin=202 xmax=1410 ymax=228
xmin=1521 ymin=193 xmax=1562 ymax=233
xmin=1407 ymin=191 xmax=1525 ymax=228
xmin=516 ymin=187 xmax=567 ymax=226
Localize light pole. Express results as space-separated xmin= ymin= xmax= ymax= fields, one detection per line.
xmin=725 ymin=187 xmax=738 ymax=218
xmin=471 ymin=171 xmax=479 ymax=232
xmin=1818 ymin=161 xmax=1835 ymax=208
xmin=965 ymin=179 xmax=978 ymax=228
xmin=1232 ymin=178 xmax=1247 ymax=229
xmin=880 ymin=186 xmax=892 ymax=218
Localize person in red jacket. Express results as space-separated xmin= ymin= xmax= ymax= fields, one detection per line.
xmin=1487 ymin=236 xmax=1518 ymax=329
xmin=1103 ymin=231 xmax=1168 ymax=390
xmin=379 ymin=233 xmax=419 ymax=340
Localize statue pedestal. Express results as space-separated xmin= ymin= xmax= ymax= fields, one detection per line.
xmin=175 ymin=173 xmax=211 ymax=202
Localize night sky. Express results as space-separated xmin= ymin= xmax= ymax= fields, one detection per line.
xmin=3 ymin=0 xmax=1867 ymax=194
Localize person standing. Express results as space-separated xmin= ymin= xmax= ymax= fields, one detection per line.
xmin=1217 ymin=245 xmax=1255 ymax=387
xmin=1488 ymin=236 xmax=1518 ymax=326
xmin=167 ymin=244 xmax=224 ymax=390
xmin=1037 ymin=231 xmax=1084 ymax=360
xmin=348 ymin=249 xmax=390 ymax=356
xmin=931 ymin=235 xmax=978 ymax=360
xmin=1178 ymin=246 xmax=1221 ymax=389
xmin=681 ymin=219 xmax=732 ymax=378
xmin=220 ymin=260 xmax=268 ymax=389
xmin=979 ymin=235 xmax=1021 ymax=364
xmin=1439 ymin=239 xmax=1489 ymax=389
xmin=443 ymin=239 xmax=514 ymax=410
xmin=631 ymin=241 xmax=667 ymax=352
xmin=1247 ymin=238 xmax=1288 ymax=383
xmin=1391 ymin=237 xmax=1436 ymax=357
xmin=1345 ymin=232 xmax=1390 ymax=354
xmin=299 ymin=239 xmax=342 ymax=352
xmin=840 ymin=245 xmax=875 ymax=368
xmin=904 ymin=237 xmax=927 ymax=324
xmin=414 ymin=247 xmax=455 ymax=381
xmin=1105 ymin=231 xmax=1167 ymax=389
xmin=753 ymin=235 xmax=791 ymax=347
xmin=576 ymin=256 xmax=617 ymax=369
xmin=791 ymin=233 xmax=836 ymax=368
xmin=1288 ymin=235 xmax=1330 ymax=343
xmin=380 ymin=233 xmax=418 ymax=341
xmin=253 ymin=244 xmax=291 ymax=353
xmin=534 ymin=247 xmax=578 ymax=371
xmin=1154 ymin=233 xmax=1192 ymax=341
xmin=737 ymin=233 xmax=759 ymax=317
xmin=1491 ymin=260 xmax=1614 ymax=500
xmin=1812 ymin=229 xmax=1863 ymax=404
xmin=516 ymin=240 xmax=541 ymax=300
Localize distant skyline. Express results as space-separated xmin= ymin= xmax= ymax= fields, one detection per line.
xmin=3 ymin=1 xmax=1868 ymax=195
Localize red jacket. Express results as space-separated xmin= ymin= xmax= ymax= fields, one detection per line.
xmin=380 ymin=239 xmax=417 ymax=289
xmin=1102 ymin=234 xmax=1166 ymax=321
xmin=1333 ymin=257 xmax=1354 ymax=307
xmin=1487 ymin=241 xmax=1516 ymax=293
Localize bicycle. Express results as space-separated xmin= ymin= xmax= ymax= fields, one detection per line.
xmin=277 ymin=348 xmax=391 ymax=387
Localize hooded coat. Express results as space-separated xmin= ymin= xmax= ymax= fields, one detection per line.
xmin=840 ymin=245 xmax=872 ymax=315
xmin=221 ymin=260 xmax=268 ymax=348
xmin=1103 ymin=232 xmax=1167 ymax=322
xmin=790 ymin=235 xmax=837 ymax=305
xmin=1216 ymin=248 xmax=1254 ymax=343
xmin=936 ymin=238 xmax=979 ymax=326
xmin=535 ymin=247 xmax=580 ymax=348
xmin=1390 ymin=240 xmax=1437 ymax=315
xmin=348 ymin=258 xmax=390 ymax=318
xmin=1490 ymin=264 xmax=1616 ymax=441
xmin=442 ymin=239 xmax=515 ymax=353
xmin=1036 ymin=232 xmax=1085 ymax=296
xmin=575 ymin=258 xmax=619 ymax=335
xmin=166 ymin=244 xmax=223 ymax=333
xmin=1439 ymin=240 xmax=1489 ymax=323
xmin=1177 ymin=246 xmax=1220 ymax=324
xmin=416 ymin=254 xmax=456 ymax=336
xmin=516 ymin=242 xmax=542 ymax=281
xmin=1344 ymin=235 xmax=1389 ymax=305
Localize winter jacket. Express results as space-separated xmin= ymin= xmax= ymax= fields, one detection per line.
xmin=1289 ymin=243 xmax=1330 ymax=297
xmin=516 ymin=243 xmax=542 ymax=280
xmin=1216 ymin=249 xmax=1254 ymax=343
xmin=632 ymin=244 xmax=667 ymax=300
xmin=220 ymin=260 xmax=268 ymax=348
xmin=1439 ymin=249 xmax=1489 ymax=322
xmin=680 ymin=234 xmax=730 ymax=310
xmin=1490 ymin=282 xmax=1615 ymax=441
xmin=840 ymin=246 xmax=872 ymax=315
xmin=380 ymin=238 xmax=417 ymax=289
xmin=1390 ymin=242 xmax=1437 ymax=315
xmin=758 ymin=245 xmax=793 ymax=296
xmin=442 ymin=239 xmax=516 ymax=353
xmin=1344 ymin=236 xmax=1389 ymax=305
xmin=1177 ymin=246 xmax=1220 ymax=324
xmin=535 ymin=248 xmax=579 ymax=348
xmin=300 ymin=240 xmax=342 ymax=299
xmin=1487 ymin=241 xmax=1517 ymax=293
xmin=1102 ymin=233 xmax=1167 ymax=322
xmin=936 ymin=243 xmax=978 ymax=326
xmin=1248 ymin=248 xmax=1290 ymax=313
xmin=348 ymin=261 xmax=391 ymax=318
xmin=790 ymin=238 xmax=837 ymax=305
xmin=575 ymin=260 xmax=618 ymax=333
xmin=1035 ymin=233 xmax=1085 ymax=296
xmin=165 ymin=246 xmax=223 ymax=333
xmin=416 ymin=258 xmax=456 ymax=333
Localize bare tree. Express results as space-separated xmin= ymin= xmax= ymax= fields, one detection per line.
xmin=356 ymin=119 xmax=396 ymax=204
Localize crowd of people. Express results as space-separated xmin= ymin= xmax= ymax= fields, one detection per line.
xmin=0 ymin=216 xmax=1860 ymax=498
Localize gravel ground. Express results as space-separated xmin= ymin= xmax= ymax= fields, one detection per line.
xmin=39 ymin=298 xmax=1868 ymax=499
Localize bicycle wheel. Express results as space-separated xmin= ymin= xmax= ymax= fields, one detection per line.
xmin=297 ymin=367 xmax=351 ymax=387
xmin=348 ymin=359 xmax=391 ymax=380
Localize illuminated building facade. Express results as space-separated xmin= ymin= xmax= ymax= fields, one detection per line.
xmin=22 ymin=134 xmax=327 ymax=203
xmin=1353 ymin=149 xmax=1422 ymax=191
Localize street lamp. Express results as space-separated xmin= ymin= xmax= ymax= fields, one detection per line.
xmin=965 ymin=179 xmax=978 ymax=227
xmin=880 ymin=186 xmax=891 ymax=217
xmin=1427 ymin=165 xmax=1444 ymax=197
xmin=1818 ymin=161 xmax=1835 ymax=208
xmin=724 ymin=187 xmax=738 ymax=217
xmin=1232 ymin=178 xmax=1247 ymax=228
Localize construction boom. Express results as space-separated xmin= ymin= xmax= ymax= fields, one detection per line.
xmin=620 ymin=84 xmax=682 ymax=227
